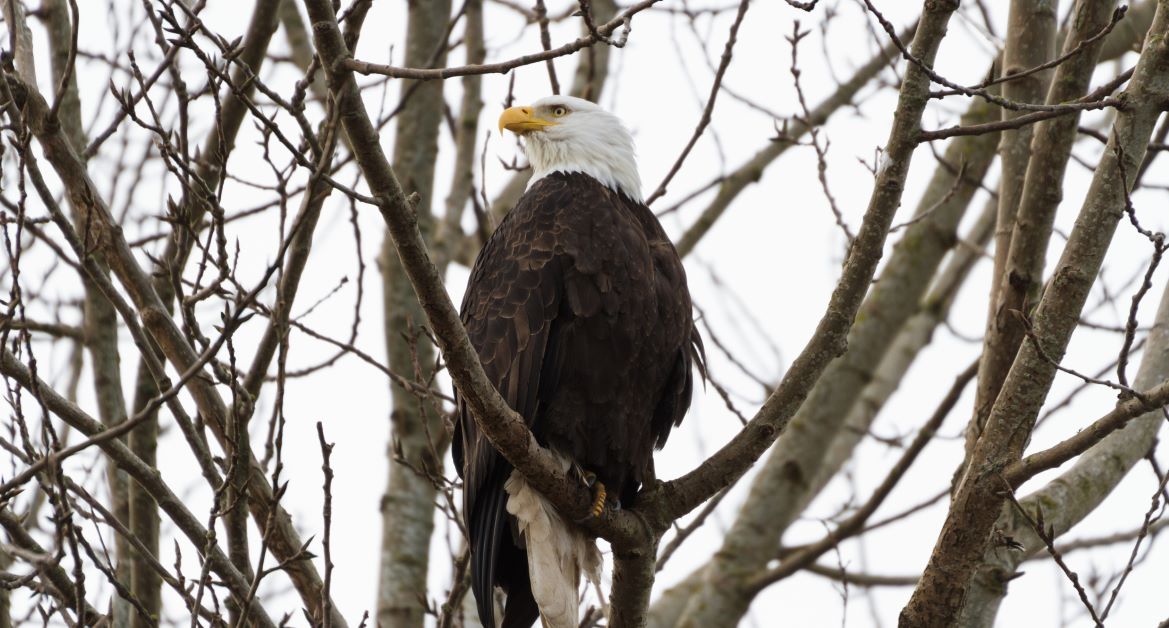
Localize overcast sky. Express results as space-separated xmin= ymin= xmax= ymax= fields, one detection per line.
xmin=10 ymin=0 xmax=1169 ymax=626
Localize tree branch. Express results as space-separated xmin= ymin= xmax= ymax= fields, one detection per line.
xmin=643 ymin=0 xmax=749 ymax=206
xmin=2 ymin=65 xmax=346 ymax=628
xmin=901 ymin=2 xmax=1169 ymax=623
xmin=661 ymin=0 xmax=961 ymax=538
xmin=672 ymin=80 xmax=998 ymax=627
xmin=341 ymin=0 xmax=659 ymax=80
xmin=0 ymin=351 xmax=278 ymax=628
xmin=376 ymin=0 xmax=454 ymax=625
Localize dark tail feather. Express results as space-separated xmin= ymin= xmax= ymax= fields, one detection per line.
xmin=471 ymin=463 xmax=541 ymax=628
xmin=499 ymin=579 xmax=539 ymax=628
xmin=472 ymin=467 xmax=510 ymax=628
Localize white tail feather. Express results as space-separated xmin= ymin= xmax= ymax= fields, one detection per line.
xmin=505 ymin=457 xmax=602 ymax=628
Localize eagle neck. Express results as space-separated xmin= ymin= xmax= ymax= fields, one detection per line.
xmin=523 ymin=133 xmax=643 ymax=203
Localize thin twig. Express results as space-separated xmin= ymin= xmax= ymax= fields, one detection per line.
xmin=748 ymin=361 xmax=977 ymax=592
xmin=788 ymin=21 xmax=853 ymax=243
xmin=999 ymin=476 xmax=1103 ymax=627
xmin=342 ymin=0 xmax=659 ymax=80
xmin=645 ymin=0 xmax=750 ymax=205
xmin=929 ymin=7 xmax=1128 ymax=98
xmin=655 ymin=486 xmax=731 ymax=572
xmin=317 ymin=423 xmax=335 ymax=628
xmin=918 ymin=67 xmax=1134 ymax=142
xmin=862 ymin=0 xmax=1122 ymax=114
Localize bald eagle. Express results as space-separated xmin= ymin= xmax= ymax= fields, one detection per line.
xmin=452 ymin=95 xmax=701 ymax=628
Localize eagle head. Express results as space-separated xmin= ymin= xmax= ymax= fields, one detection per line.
xmin=499 ymin=95 xmax=642 ymax=202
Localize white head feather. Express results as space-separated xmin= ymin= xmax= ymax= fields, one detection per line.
xmin=501 ymin=95 xmax=643 ymax=202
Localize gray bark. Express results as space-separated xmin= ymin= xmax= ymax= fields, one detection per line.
xmin=967 ymin=0 xmax=1060 ymax=458
xmin=902 ymin=1 xmax=1169 ymax=622
xmin=376 ymin=2 xmax=453 ymax=627
xmin=958 ymin=274 xmax=1169 ymax=626
xmin=40 ymin=0 xmax=138 ymax=622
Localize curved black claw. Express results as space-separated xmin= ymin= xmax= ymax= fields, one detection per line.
xmin=570 ymin=461 xmax=597 ymax=487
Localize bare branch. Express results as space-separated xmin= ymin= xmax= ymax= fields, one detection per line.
xmin=341 ymin=1 xmax=659 ymax=80
xmin=902 ymin=3 xmax=1169 ymax=623
xmin=644 ymin=0 xmax=749 ymax=205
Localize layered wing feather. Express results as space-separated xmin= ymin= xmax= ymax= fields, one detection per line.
xmin=453 ymin=172 xmax=699 ymax=628
xmin=453 ymin=176 xmax=571 ymax=628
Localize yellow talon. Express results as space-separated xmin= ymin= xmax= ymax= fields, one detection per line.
xmin=590 ymin=481 xmax=607 ymax=518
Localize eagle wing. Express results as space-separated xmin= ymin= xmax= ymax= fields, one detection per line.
xmin=453 ymin=175 xmax=577 ymax=628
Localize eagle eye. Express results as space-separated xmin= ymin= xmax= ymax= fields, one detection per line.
xmin=551 ymin=106 xmax=568 ymax=117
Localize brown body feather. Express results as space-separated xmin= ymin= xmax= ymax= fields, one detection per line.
xmin=453 ymin=172 xmax=700 ymax=628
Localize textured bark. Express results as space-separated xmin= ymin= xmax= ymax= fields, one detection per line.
xmin=434 ymin=0 xmax=485 ymax=272
xmin=1002 ymin=0 xmax=1119 ymax=316
xmin=954 ymin=9 xmax=1164 ymax=617
xmin=376 ymin=2 xmax=452 ymax=626
xmin=901 ymin=2 xmax=1169 ymax=623
xmin=670 ymin=3 xmax=962 ymax=625
xmin=610 ymin=535 xmax=661 ymax=628
xmin=957 ymin=271 xmax=1169 ymax=623
xmin=967 ymin=0 xmax=1059 ymax=455
xmin=953 ymin=3 xmax=1124 ymax=617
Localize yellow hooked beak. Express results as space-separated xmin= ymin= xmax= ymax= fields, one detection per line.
xmin=498 ymin=106 xmax=557 ymax=134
